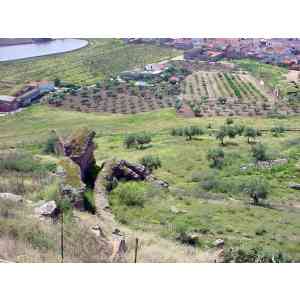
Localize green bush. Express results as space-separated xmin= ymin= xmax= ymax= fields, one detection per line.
xmin=139 ymin=155 xmax=162 ymax=172
xmin=43 ymin=133 xmax=60 ymax=155
xmin=0 ymin=151 xmax=53 ymax=174
xmin=244 ymin=177 xmax=269 ymax=205
xmin=271 ymin=126 xmax=286 ymax=137
xmin=83 ymin=189 xmax=96 ymax=214
xmin=251 ymin=143 xmax=270 ymax=162
xmin=112 ymin=182 xmax=147 ymax=207
xmin=244 ymin=127 xmax=261 ymax=143
xmin=207 ymin=148 xmax=225 ymax=169
xmin=215 ymin=126 xmax=227 ymax=145
xmin=226 ymin=118 xmax=234 ymax=125
xmin=124 ymin=132 xmax=152 ymax=149
xmin=223 ymin=246 xmax=292 ymax=263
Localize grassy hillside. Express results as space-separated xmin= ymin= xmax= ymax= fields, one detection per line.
xmin=0 ymin=39 xmax=180 ymax=94
xmin=1 ymin=104 xmax=300 ymax=261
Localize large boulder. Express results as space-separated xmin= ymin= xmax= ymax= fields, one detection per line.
xmin=0 ymin=193 xmax=23 ymax=203
xmin=35 ymin=200 xmax=58 ymax=217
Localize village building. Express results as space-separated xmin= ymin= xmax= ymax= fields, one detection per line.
xmin=0 ymin=81 xmax=54 ymax=113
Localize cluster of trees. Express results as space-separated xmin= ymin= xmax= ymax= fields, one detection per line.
xmin=215 ymin=119 xmax=261 ymax=145
xmin=124 ymin=132 xmax=152 ymax=149
xmin=171 ymin=126 xmax=204 ymax=140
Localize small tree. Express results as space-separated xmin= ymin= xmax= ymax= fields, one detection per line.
xmin=245 ymin=178 xmax=269 ymax=206
xmin=226 ymin=117 xmax=234 ymax=125
xmin=244 ymin=127 xmax=259 ymax=144
xmin=207 ymin=148 xmax=225 ymax=169
xmin=271 ymin=126 xmax=286 ymax=137
xmin=139 ymin=155 xmax=161 ymax=172
xmin=251 ymin=143 xmax=269 ymax=162
xmin=124 ymin=133 xmax=137 ymax=149
xmin=216 ymin=126 xmax=227 ymax=146
xmin=135 ymin=132 xmax=152 ymax=149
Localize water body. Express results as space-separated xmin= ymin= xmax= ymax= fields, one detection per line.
xmin=0 ymin=39 xmax=88 ymax=62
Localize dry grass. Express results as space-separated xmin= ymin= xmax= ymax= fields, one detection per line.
xmin=122 ymin=228 xmax=216 ymax=263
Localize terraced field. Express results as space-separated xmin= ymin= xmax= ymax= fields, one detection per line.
xmin=181 ymin=70 xmax=300 ymax=117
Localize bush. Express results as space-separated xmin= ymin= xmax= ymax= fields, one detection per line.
xmin=207 ymin=148 xmax=225 ymax=169
xmin=223 ymin=247 xmax=292 ymax=263
xmin=112 ymin=182 xmax=146 ymax=207
xmin=244 ymin=127 xmax=260 ymax=143
xmin=124 ymin=133 xmax=137 ymax=149
xmin=251 ymin=143 xmax=270 ymax=162
xmin=43 ymin=133 xmax=59 ymax=155
xmin=215 ymin=126 xmax=227 ymax=145
xmin=139 ymin=155 xmax=161 ymax=172
xmin=271 ymin=126 xmax=286 ymax=137
xmin=0 ymin=151 xmax=52 ymax=174
xmin=226 ymin=117 xmax=234 ymax=125
xmin=124 ymin=132 xmax=152 ymax=149
xmin=244 ymin=177 xmax=269 ymax=205
xmin=136 ymin=132 xmax=152 ymax=149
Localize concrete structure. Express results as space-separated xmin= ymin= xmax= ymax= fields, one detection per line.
xmin=0 ymin=81 xmax=55 ymax=112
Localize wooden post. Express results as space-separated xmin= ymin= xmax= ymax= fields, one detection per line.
xmin=134 ymin=238 xmax=139 ymax=263
xmin=61 ymin=212 xmax=64 ymax=263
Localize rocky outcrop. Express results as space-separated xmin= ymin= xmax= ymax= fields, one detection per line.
xmin=58 ymin=157 xmax=86 ymax=209
xmin=94 ymin=158 xmax=168 ymax=212
xmin=62 ymin=128 xmax=97 ymax=183
xmin=0 ymin=193 xmax=23 ymax=203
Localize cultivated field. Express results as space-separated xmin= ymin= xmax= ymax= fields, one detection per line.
xmin=48 ymin=82 xmax=180 ymax=114
xmin=0 ymin=39 xmax=180 ymax=94
xmin=181 ymin=69 xmax=300 ymax=117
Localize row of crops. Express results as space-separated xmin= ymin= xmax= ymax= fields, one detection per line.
xmin=183 ymin=71 xmax=269 ymax=103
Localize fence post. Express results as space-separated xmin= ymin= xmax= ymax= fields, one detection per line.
xmin=61 ymin=212 xmax=64 ymax=263
xmin=134 ymin=238 xmax=139 ymax=263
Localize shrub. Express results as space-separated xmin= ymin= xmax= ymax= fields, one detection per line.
xmin=201 ymin=173 xmax=220 ymax=191
xmin=0 ymin=151 xmax=52 ymax=174
xmin=124 ymin=133 xmax=137 ymax=149
xmin=43 ymin=133 xmax=59 ymax=155
xmin=271 ymin=126 xmax=286 ymax=137
xmin=251 ymin=143 xmax=269 ymax=162
xmin=207 ymin=148 xmax=225 ymax=169
xmin=244 ymin=127 xmax=260 ymax=143
xmin=139 ymin=155 xmax=161 ymax=172
xmin=215 ymin=126 xmax=227 ymax=145
xmin=226 ymin=117 xmax=234 ymax=125
xmin=244 ymin=177 xmax=269 ymax=205
xmin=233 ymin=124 xmax=245 ymax=136
xmin=112 ymin=182 xmax=146 ymax=207
xmin=223 ymin=247 xmax=292 ymax=263
xmin=83 ymin=189 xmax=96 ymax=214
xmin=136 ymin=132 xmax=152 ymax=149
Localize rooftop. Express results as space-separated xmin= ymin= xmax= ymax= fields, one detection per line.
xmin=0 ymin=95 xmax=16 ymax=102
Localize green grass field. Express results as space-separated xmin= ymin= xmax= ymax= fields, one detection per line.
xmin=1 ymin=104 xmax=300 ymax=261
xmin=0 ymin=39 xmax=180 ymax=94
